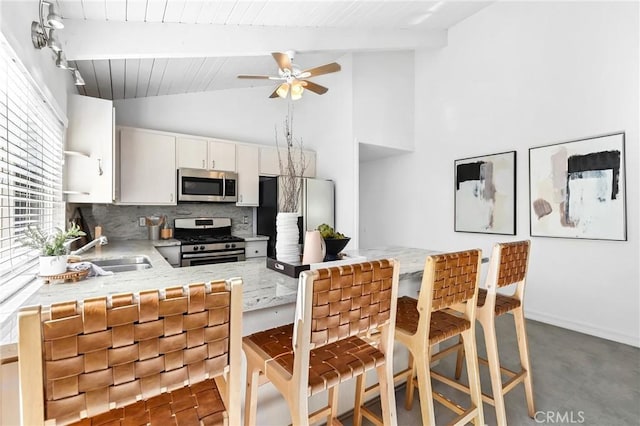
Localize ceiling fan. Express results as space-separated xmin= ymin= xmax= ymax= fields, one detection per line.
xmin=237 ymin=51 xmax=341 ymax=100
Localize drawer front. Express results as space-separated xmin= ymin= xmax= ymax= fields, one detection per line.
xmin=245 ymin=241 xmax=267 ymax=258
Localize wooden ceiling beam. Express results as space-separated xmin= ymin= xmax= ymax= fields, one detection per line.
xmin=60 ymin=20 xmax=447 ymax=61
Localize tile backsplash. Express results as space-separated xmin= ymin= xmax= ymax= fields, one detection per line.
xmin=76 ymin=203 xmax=254 ymax=240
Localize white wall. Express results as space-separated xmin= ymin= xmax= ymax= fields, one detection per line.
xmin=353 ymin=51 xmax=415 ymax=151
xmin=360 ymin=1 xmax=639 ymax=346
xmin=114 ymin=53 xmax=358 ymax=244
xmin=0 ymin=0 xmax=73 ymax=118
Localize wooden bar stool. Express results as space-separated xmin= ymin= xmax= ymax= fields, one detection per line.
xmin=447 ymin=240 xmax=535 ymax=425
xmin=243 ymin=259 xmax=400 ymax=426
xmin=354 ymin=249 xmax=484 ymax=426
xmin=18 ymin=279 xmax=243 ymax=426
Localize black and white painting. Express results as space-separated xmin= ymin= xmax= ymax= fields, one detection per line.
xmin=455 ymin=151 xmax=516 ymax=235
xmin=529 ymin=133 xmax=626 ymax=240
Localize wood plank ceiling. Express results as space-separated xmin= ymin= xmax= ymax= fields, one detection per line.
xmin=55 ymin=1 xmax=492 ymax=100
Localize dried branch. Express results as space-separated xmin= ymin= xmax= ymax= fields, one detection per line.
xmin=275 ymin=104 xmax=307 ymax=213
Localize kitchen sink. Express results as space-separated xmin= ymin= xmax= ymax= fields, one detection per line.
xmin=91 ymin=256 xmax=152 ymax=273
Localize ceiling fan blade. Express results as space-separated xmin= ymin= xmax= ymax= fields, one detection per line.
xmin=298 ymin=62 xmax=341 ymax=78
xmin=269 ymin=83 xmax=289 ymax=98
xmin=272 ymin=52 xmax=292 ymax=71
xmin=301 ymin=80 xmax=328 ymax=95
xmin=237 ymin=74 xmax=271 ymax=79
xmin=269 ymin=88 xmax=280 ymax=98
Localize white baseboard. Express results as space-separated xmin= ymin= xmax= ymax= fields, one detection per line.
xmin=525 ymin=309 xmax=639 ymax=348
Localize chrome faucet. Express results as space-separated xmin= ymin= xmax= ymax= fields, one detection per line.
xmin=69 ymin=235 xmax=108 ymax=256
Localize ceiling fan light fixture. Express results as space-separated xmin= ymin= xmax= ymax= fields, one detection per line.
xmin=276 ymin=83 xmax=290 ymax=98
xmin=290 ymin=82 xmax=304 ymax=100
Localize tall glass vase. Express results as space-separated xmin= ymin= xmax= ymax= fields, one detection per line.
xmin=275 ymin=212 xmax=300 ymax=263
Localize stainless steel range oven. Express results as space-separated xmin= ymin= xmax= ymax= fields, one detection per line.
xmin=174 ymin=217 xmax=245 ymax=267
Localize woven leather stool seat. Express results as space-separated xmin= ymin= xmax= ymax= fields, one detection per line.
xmin=395 ymin=296 xmax=471 ymax=343
xmin=244 ymin=260 xmax=400 ymax=426
xmin=477 ymin=288 xmax=521 ymax=316
xmin=18 ymin=280 xmax=243 ymax=426
xmin=68 ymin=378 xmax=225 ymax=426
xmin=246 ymin=323 xmax=385 ymax=394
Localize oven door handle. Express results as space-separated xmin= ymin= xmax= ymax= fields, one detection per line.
xmin=182 ymin=249 xmax=245 ymax=259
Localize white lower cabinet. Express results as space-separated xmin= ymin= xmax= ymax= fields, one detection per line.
xmin=236 ymin=144 xmax=259 ymax=206
xmin=245 ymin=240 xmax=267 ymax=258
xmin=118 ymin=128 xmax=177 ymax=205
xmin=156 ymin=245 xmax=180 ymax=267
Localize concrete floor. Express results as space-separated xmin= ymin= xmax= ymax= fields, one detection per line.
xmin=341 ymin=315 xmax=640 ymax=426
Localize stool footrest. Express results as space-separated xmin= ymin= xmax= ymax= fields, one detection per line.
xmin=308 ymin=405 xmax=332 ymax=424
xmin=431 ymin=370 xmax=495 ymax=406
xmin=360 ymin=406 xmax=384 ymax=426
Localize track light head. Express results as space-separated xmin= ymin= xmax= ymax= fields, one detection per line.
xmin=47 ymin=29 xmax=62 ymax=52
xmin=72 ymin=68 xmax=85 ymax=86
xmin=31 ymin=21 xmax=47 ymax=49
xmin=45 ymin=3 xmax=64 ymax=29
xmin=55 ymin=51 xmax=69 ymax=69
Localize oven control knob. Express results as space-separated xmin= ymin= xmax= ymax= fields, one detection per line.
xmin=199 ymin=245 xmax=205 ymax=250
xmin=193 ymin=246 xmax=199 ymax=251
xmin=231 ymin=243 xmax=236 ymax=248
xmin=225 ymin=244 xmax=230 ymax=249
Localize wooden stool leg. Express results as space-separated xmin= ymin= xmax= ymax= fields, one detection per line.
xmin=353 ymin=373 xmax=366 ymax=426
xmin=404 ymin=351 xmax=416 ymax=410
xmin=328 ymin=385 xmax=339 ymax=425
xmin=377 ymin=362 xmax=397 ymax=426
xmin=454 ymin=335 xmax=465 ymax=379
xmin=462 ymin=328 xmax=485 ymax=426
xmin=414 ymin=348 xmax=436 ymax=426
xmin=482 ymin=318 xmax=508 ymax=426
xmin=513 ymin=306 xmax=536 ymax=417
xmin=244 ymin=363 xmax=260 ymax=426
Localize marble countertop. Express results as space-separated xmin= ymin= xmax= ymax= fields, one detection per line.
xmin=0 ymin=241 xmax=435 ymax=345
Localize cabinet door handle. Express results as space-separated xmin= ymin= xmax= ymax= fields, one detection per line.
xmin=239 ymin=194 xmax=243 ymax=202
xmin=212 ymin=160 xmax=215 ymax=169
xmin=97 ymin=158 xmax=103 ymax=176
xmin=170 ymin=193 xmax=173 ymax=202
xmin=202 ymin=159 xmax=205 ymax=168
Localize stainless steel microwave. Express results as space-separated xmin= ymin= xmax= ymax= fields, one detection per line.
xmin=177 ymin=168 xmax=238 ymax=202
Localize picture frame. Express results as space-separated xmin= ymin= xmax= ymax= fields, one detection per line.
xmin=529 ymin=132 xmax=627 ymax=241
xmin=454 ymin=150 xmax=516 ymax=235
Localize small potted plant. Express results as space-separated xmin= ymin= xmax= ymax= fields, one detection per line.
xmin=20 ymin=223 xmax=85 ymax=276
xmin=317 ymin=224 xmax=350 ymax=261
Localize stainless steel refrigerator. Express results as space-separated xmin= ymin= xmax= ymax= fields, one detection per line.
xmin=257 ymin=176 xmax=335 ymax=258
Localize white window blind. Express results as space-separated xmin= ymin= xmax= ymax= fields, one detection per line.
xmin=0 ymin=39 xmax=65 ymax=303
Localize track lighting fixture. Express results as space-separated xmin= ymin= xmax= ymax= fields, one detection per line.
xmin=30 ymin=0 xmax=84 ymax=87
xmin=72 ymin=69 xmax=85 ymax=86
xmin=55 ymin=51 xmax=68 ymax=69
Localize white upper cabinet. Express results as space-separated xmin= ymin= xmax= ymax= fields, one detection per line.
xmin=259 ymin=146 xmax=316 ymax=177
xmin=208 ymin=139 xmax=236 ymax=172
xmin=176 ymin=137 xmax=208 ymax=169
xmin=64 ymin=95 xmax=114 ymax=203
xmin=118 ymin=128 xmax=176 ymax=205
xmin=176 ymin=137 xmax=236 ymax=172
xmin=236 ymin=144 xmax=259 ymax=207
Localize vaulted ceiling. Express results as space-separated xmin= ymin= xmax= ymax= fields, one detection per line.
xmin=55 ymin=1 xmax=492 ymax=100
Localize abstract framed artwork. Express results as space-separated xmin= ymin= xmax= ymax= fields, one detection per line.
xmin=529 ymin=132 xmax=626 ymax=241
xmin=455 ymin=151 xmax=516 ymax=235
